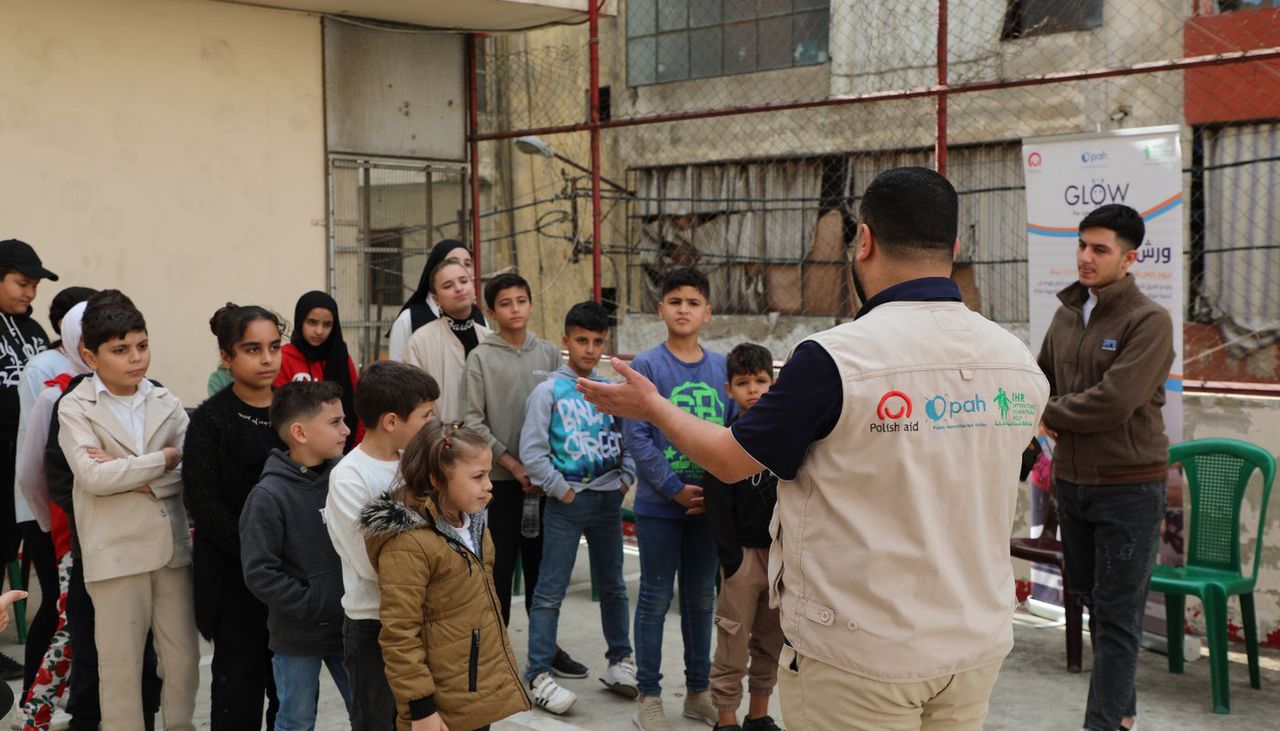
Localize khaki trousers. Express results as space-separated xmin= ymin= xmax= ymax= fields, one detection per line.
xmin=86 ymin=565 xmax=200 ymax=731
xmin=710 ymin=547 xmax=784 ymax=711
xmin=778 ymin=644 xmax=1002 ymax=731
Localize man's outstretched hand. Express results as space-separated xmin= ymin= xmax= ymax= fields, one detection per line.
xmin=577 ymin=358 xmax=663 ymax=421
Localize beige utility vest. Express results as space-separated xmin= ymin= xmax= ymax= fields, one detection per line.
xmin=770 ymin=301 xmax=1049 ymax=681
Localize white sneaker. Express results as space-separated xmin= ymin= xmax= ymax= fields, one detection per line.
xmin=600 ymin=656 xmax=639 ymax=698
xmin=682 ymin=690 xmax=718 ymax=726
xmin=633 ymin=695 xmax=672 ymax=731
xmin=530 ymin=671 xmax=577 ymax=715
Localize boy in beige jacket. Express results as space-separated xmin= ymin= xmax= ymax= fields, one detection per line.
xmin=57 ymin=290 xmax=199 ymax=731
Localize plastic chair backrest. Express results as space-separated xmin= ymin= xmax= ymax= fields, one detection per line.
xmin=1170 ymin=438 xmax=1276 ymax=582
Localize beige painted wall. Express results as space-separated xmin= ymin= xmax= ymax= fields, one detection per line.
xmin=0 ymin=0 xmax=326 ymax=405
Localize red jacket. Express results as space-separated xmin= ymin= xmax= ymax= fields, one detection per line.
xmin=273 ymin=343 xmax=365 ymax=446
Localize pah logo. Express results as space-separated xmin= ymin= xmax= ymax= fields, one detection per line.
xmin=1080 ymin=150 xmax=1108 ymax=164
xmin=876 ymin=391 xmax=912 ymax=420
xmin=925 ymin=394 xmax=987 ymax=422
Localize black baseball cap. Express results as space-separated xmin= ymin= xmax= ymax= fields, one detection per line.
xmin=0 ymin=239 xmax=59 ymax=281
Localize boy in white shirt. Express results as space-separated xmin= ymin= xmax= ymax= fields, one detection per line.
xmin=325 ymin=361 xmax=438 ymax=730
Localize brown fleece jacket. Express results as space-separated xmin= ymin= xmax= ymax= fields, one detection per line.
xmin=1037 ymin=274 xmax=1175 ymax=485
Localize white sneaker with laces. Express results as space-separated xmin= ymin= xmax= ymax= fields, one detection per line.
xmin=600 ymin=657 xmax=639 ymax=698
xmin=530 ymin=671 xmax=577 ymax=715
xmin=633 ymin=695 xmax=672 ymax=731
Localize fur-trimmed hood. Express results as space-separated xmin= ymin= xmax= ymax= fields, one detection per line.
xmin=359 ymin=489 xmax=488 ymax=569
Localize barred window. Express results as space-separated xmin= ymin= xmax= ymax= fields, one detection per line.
xmin=627 ymin=0 xmax=830 ymax=87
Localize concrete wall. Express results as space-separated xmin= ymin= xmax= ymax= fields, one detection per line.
xmin=0 ymin=0 xmax=326 ymax=404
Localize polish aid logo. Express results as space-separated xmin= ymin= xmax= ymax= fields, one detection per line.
xmin=876 ymin=391 xmax=912 ymax=420
xmin=872 ymin=391 xmax=918 ymax=433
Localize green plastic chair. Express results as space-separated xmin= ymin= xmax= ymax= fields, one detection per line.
xmin=1149 ymin=437 xmax=1276 ymax=714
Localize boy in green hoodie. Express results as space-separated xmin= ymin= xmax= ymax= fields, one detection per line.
xmin=461 ymin=273 xmax=586 ymax=676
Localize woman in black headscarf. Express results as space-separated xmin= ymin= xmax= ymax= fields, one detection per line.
xmin=275 ymin=290 xmax=362 ymax=450
xmin=387 ymin=239 xmax=486 ymax=360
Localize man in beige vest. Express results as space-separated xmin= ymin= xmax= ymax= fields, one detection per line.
xmin=580 ymin=167 xmax=1049 ymax=730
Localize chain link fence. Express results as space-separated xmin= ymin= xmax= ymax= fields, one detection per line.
xmin=465 ymin=0 xmax=1279 ymax=384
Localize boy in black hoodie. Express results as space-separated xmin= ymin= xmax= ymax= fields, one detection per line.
xmin=0 ymin=240 xmax=56 ymax=681
xmin=240 ymin=381 xmax=353 ymax=728
xmin=703 ymin=344 xmax=783 ymax=731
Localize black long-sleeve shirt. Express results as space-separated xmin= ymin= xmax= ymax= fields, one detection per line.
xmin=182 ymin=386 xmax=282 ymax=636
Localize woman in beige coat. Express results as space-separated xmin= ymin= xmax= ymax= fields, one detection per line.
xmin=360 ymin=423 xmax=528 ymax=731
xmin=402 ymin=261 xmax=492 ymax=424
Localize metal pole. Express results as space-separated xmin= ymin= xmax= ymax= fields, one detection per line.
xmin=588 ymin=0 xmax=603 ymax=303
xmin=467 ymin=33 xmax=483 ymax=299
xmin=935 ymin=0 xmax=948 ymax=176
xmin=470 ymin=46 xmax=1280 ymax=142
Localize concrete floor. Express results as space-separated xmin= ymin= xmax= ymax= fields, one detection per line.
xmin=3 ymin=539 xmax=1277 ymax=729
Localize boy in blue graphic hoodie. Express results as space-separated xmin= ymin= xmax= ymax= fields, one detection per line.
xmin=623 ymin=268 xmax=732 ymax=730
xmin=520 ymin=301 xmax=638 ymax=715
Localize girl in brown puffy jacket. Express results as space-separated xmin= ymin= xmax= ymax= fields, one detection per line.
xmin=359 ymin=423 xmax=530 ymax=731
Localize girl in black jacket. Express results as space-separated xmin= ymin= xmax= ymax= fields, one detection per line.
xmin=183 ymin=303 xmax=285 ymax=730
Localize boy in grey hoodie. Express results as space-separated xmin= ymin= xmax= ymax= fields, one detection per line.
xmin=519 ymin=301 xmax=638 ymax=714
xmin=240 ymin=381 xmax=353 ymax=729
xmin=460 ymin=274 xmax=575 ymax=650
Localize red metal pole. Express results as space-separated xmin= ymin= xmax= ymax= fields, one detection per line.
xmin=935 ymin=0 xmax=948 ymax=176
xmin=467 ymin=33 xmax=483 ymax=300
xmin=470 ymin=46 xmax=1280 ymax=142
xmin=588 ymin=0 xmax=603 ymax=303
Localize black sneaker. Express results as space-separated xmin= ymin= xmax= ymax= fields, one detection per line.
xmin=551 ymin=647 xmax=588 ymax=679
xmin=742 ymin=715 xmax=783 ymax=731
xmin=0 ymin=652 xmax=23 ymax=681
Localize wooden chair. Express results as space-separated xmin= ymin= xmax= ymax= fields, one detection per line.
xmin=1010 ymin=497 xmax=1083 ymax=672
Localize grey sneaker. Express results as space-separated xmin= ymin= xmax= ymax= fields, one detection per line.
xmin=634 ymin=695 xmax=672 ymax=731
xmin=682 ymin=690 xmax=717 ymax=726
xmin=680 ymin=691 xmax=721 ymax=727
xmin=600 ymin=657 xmax=639 ymax=698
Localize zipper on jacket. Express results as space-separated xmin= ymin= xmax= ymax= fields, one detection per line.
xmin=468 ymin=629 xmax=480 ymax=692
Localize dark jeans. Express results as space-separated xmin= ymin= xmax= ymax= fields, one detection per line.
xmin=634 ymin=515 xmax=719 ymax=698
xmin=526 ymin=489 xmax=631 ymax=682
xmin=209 ymin=571 xmax=278 ymax=730
xmin=19 ymin=521 xmax=58 ymax=698
xmin=343 ymin=618 xmax=397 ymax=731
xmin=0 ymin=431 xmax=19 ymax=562
xmin=1055 ymin=479 xmax=1165 ymax=731
xmin=64 ymin=551 xmax=162 ymax=731
xmin=488 ymin=480 xmax=544 ymax=625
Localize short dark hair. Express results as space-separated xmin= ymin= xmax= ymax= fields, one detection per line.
xmin=270 ymin=381 xmax=344 ymax=441
xmin=1079 ymin=204 xmax=1145 ymax=251
xmin=209 ymin=303 xmax=284 ymax=357
xmin=564 ymin=301 xmax=611 ymax=334
xmin=49 ymin=286 xmax=97 ymax=335
xmin=355 ymin=361 xmax=441 ymax=429
xmin=483 ymin=273 xmax=532 ymax=311
xmin=659 ymin=267 xmax=710 ymax=299
xmin=81 ymin=290 xmax=146 ymax=352
xmin=859 ymin=167 xmax=958 ymax=261
xmin=726 ymin=343 xmax=774 ymax=381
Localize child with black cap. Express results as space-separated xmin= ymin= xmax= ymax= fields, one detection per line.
xmin=0 ymin=237 xmax=57 ymax=680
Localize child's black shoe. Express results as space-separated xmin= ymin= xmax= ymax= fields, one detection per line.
xmin=742 ymin=715 xmax=783 ymax=731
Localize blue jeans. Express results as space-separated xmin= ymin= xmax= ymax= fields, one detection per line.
xmin=1055 ymin=480 xmax=1166 ymax=731
xmin=272 ymin=651 xmax=353 ymax=731
xmin=526 ymin=489 xmax=632 ymax=682
xmin=634 ymin=514 xmax=718 ymax=698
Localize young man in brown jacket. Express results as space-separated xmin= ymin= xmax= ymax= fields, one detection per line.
xmin=1036 ymin=203 xmax=1175 ymax=731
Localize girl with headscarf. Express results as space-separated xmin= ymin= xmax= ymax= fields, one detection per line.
xmin=275 ymin=291 xmax=362 ymax=450
xmin=387 ymin=240 xmax=487 ymax=361
xmin=15 ymin=297 xmax=92 ymax=729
